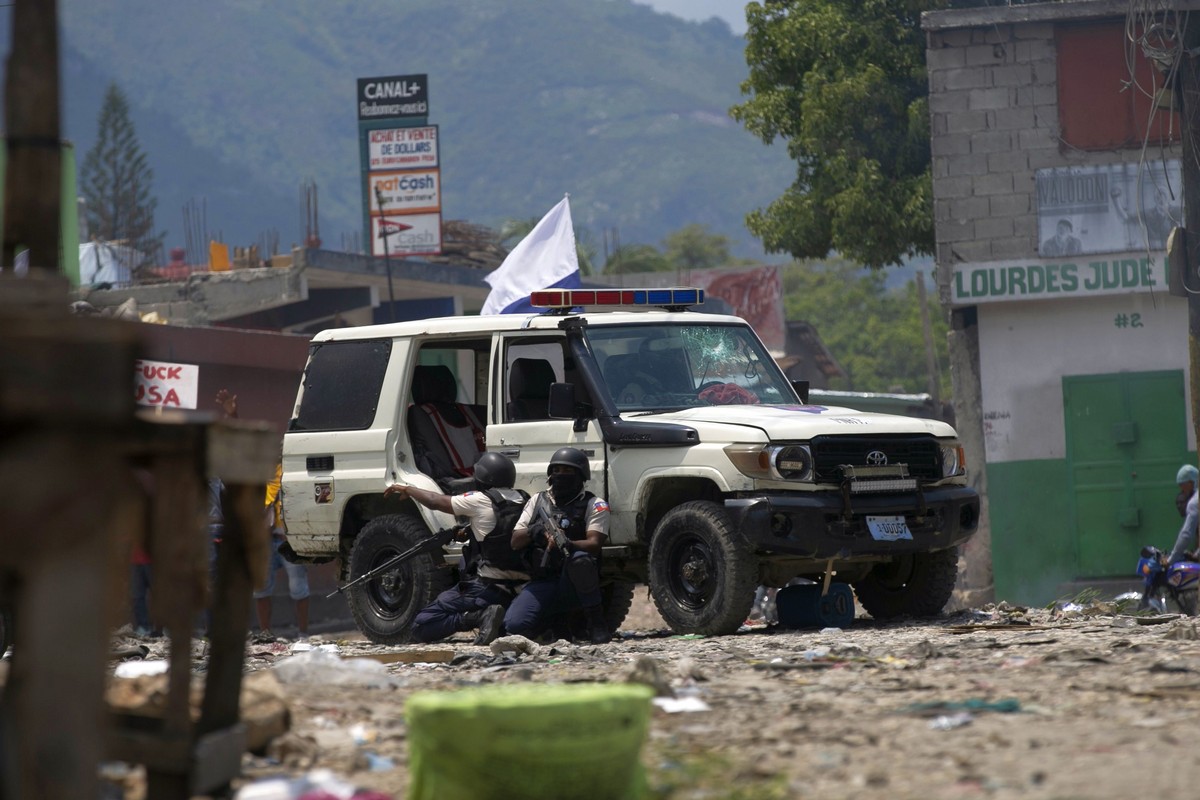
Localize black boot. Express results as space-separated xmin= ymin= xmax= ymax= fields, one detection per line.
xmin=472 ymin=604 xmax=505 ymax=646
xmin=584 ymin=605 xmax=611 ymax=644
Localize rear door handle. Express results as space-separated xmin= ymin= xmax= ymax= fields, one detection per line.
xmin=497 ymin=448 xmax=521 ymax=459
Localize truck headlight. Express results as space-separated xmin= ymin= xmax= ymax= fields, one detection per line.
xmin=773 ymin=445 xmax=813 ymax=481
xmin=725 ymin=444 xmax=813 ymax=482
xmin=940 ymin=443 xmax=966 ymax=477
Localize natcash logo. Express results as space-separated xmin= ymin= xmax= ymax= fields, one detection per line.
xmin=375 ymin=174 xmax=436 ymax=192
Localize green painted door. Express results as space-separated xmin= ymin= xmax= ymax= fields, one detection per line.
xmin=1063 ymin=370 xmax=1188 ymax=576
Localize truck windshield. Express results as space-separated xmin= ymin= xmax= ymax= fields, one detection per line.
xmin=587 ymin=323 xmax=795 ymax=412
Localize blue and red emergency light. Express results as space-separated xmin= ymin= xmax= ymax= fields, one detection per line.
xmin=529 ymin=287 xmax=705 ymax=310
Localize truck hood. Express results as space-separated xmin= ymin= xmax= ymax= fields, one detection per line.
xmin=626 ymin=404 xmax=958 ymax=441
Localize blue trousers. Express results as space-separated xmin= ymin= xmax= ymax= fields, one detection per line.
xmin=504 ymin=551 xmax=601 ymax=639
xmin=411 ymin=579 xmax=513 ymax=643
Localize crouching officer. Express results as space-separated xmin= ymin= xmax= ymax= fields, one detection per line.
xmin=506 ymin=447 xmax=611 ymax=644
xmin=384 ymin=452 xmax=528 ymax=645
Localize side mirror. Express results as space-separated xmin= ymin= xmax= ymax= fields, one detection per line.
xmin=548 ymin=382 xmax=577 ymax=419
xmin=549 ymin=382 xmax=592 ymax=432
xmin=791 ymin=379 xmax=810 ymax=404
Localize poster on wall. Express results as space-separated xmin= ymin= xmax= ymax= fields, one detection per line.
xmin=688 ymin=265 xmax=785 ymax=351
xmin=1036 ymin=160 xmax=1183 ymax=257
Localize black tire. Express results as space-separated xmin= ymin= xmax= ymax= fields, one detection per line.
xmin=648 ymin=501 xmax=758 ymax=635
xmin=346 ymin=514 xmax=452 ymax=645
xmin=853 ymin=547 xmax=959 ymax=620
xmin=603 ymin=581 xmax=637 ymax=633
xmin=1178 ymin=589 xmax=1198 ymax=616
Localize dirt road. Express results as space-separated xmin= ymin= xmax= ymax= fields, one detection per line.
xmin=106 ymin=592 xmax=1200 ymax=799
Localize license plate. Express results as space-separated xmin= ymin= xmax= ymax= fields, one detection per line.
xmin=866 ymin=515 xmax=912 ymax=541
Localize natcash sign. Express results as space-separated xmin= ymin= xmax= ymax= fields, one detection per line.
xmin=357 ymin=74 xmax=428 ymax=120
xmin=950 ymin=253 xmax=1166 ymax=306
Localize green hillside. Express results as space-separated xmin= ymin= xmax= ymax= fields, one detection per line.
xmin=10 ymin=0 xmax=795 ymax=262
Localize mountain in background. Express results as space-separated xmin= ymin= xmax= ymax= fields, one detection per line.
xmin=2 ymin=0 xmax=797 ymax=264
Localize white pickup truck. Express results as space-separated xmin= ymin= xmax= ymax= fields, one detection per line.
xmin=280 ymin=288 xmax=979 ymax=642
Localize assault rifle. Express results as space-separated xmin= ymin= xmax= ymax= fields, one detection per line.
xmin=327 ymin=523 xmax=467 ymax=599
xmin=536 ymin=500 xmax=573 ymax=569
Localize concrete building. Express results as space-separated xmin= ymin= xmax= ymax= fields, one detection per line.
xmin=924 ymin=0 xmax=1198 ymax=604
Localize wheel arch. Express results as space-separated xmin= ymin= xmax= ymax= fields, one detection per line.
xmin=633 ymin=471 xmax=727 ymax=544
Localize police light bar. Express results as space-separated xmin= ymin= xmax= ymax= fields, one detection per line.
xmin=529 ymin=287 xmax=705 ymax=310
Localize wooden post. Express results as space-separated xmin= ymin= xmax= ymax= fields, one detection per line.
xmin=3 ymin=0 xmax=62 ymax=269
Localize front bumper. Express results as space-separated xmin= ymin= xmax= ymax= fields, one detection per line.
xmin=725 ymin=485 xmax=980 ymax=559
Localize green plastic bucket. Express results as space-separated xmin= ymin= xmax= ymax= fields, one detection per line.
xmin=406 ymin=682 xmax=654 ymax=800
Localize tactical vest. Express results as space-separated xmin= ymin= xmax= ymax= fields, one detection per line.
xmin=527 ymin=490 xmax=594 ymax=578
xmin=473 ymin=487 xmax=530 ymax=577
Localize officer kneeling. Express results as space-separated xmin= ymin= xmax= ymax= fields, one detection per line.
xmin=506 ymin=447 xmax=612 ymax=644
xmin=384 ymin=452 xmax=529 ymax=645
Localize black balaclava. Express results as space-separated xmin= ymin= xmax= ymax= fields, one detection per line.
xmin=549 ymin=471 xmax=584 ymax=504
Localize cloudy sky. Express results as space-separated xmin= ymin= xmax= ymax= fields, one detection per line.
xmin=638 ymin=0 xmax=750 ymax=33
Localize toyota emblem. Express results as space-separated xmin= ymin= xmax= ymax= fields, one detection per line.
xmin=865 ymin=450 xmax=888 ymax=466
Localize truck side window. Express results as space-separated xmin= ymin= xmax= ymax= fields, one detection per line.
xmin=503 ymin=340 xmax=565 ymax=422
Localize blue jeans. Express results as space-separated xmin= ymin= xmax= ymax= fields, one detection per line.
xmin=253 ymin=537 xmax=310 ymax=600
xmin=130 ymin=563 xmax=152 ymax=631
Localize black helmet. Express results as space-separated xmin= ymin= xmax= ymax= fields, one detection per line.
xmin=547 ymin=447 xmax=590 ymax=481
xmin=473 ymin=452 xmax=516 ymax=489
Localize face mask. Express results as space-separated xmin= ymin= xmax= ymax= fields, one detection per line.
xmin=549 ymin=473 xmax=583 ymax=502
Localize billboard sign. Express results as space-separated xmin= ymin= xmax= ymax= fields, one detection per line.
xmin=949 ymin=253 xmax=1165 ymax=306
xmin=372 ymin=213 xmax=442 ymax=257
xmin=368 ymin=169 xmax=441 ymax=215
xmin=357 ymin=74 xmax=428 ymax=120
xmin=134 ymin=359 xmax=199 ymax=409
xmin=688 ymin=265 xmax=785 ymax=351
xmin=368 ymin=125 xmax=439 ymax=170
xmin=1036 ymin=160 xmax=1183 ymax=257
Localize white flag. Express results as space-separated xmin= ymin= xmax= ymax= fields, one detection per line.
xmin=482 ymin=195 xmax=581 ymax=315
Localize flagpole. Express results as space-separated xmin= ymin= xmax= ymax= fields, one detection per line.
xmin=374 ymin=184 xmax=397 ymax=323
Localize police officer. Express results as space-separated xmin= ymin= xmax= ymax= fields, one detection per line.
xmin=384 ymin=452 xmax=528 ymax=645
xmin=506 ymin=447 xmax=611 ymax=644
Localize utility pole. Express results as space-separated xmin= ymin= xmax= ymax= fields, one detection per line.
xmin=916 ymin=270 xmax=941 ymax=412
xmin=373 ymin=184 xmax=397 ymax=323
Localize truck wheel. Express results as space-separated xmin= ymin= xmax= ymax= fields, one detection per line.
xmin=853 ymin=547 xmax=959 ymax=620
xmin=346 ymin=514 xmax=451 ymax=645
xmin=603 ymin=581 xmax=637 ymax=633
xmin=1178 ymin=589 xmax=1198 ymax=616
xmin=648 ymin=501 xmax=757 ymax=635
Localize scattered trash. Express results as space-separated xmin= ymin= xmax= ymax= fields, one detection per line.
xmin=929 ymin=712 xmax=974 ymax=730
xmin=363 ymin=751 xmax=395 ymax=771
xmin=489 ymin=635 xmax=540 ymax=657
xmin=110 ymin=644 xmax=150 ymax=662
xmin=652 ymin=696 xmax=710 ymax=713
xmin=349 ymin=722 xmax=377 ymax=745
xmin=233 ymin=767 xmax=392 ymax=799
xmin=113 ymin=659 xmax=168 ymax=679
xmin=271 ymin=649 xmax=404 ymax=688
xmin=904 ymin=698 xmax=1021 ymax=716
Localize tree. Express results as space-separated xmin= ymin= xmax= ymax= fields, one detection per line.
xmin=604 ymin=243 xmax=674 ymax=274
xmin=80 ymin=83 xmax=162 ymax=264
xmin=662 ymin=223 xmax=737 ymax=271
xmin=783 ymin=259 xmax=950 ymax=396
xmin=731 ymin=1 xmax=957 ymax=268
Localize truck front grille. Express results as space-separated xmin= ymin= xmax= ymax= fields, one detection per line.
xmin=810 ymin=434 xmax=940 ymax=483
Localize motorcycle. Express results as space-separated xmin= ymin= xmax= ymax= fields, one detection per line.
xmin=1136 ymin=545 xmax=1200 ymax=615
